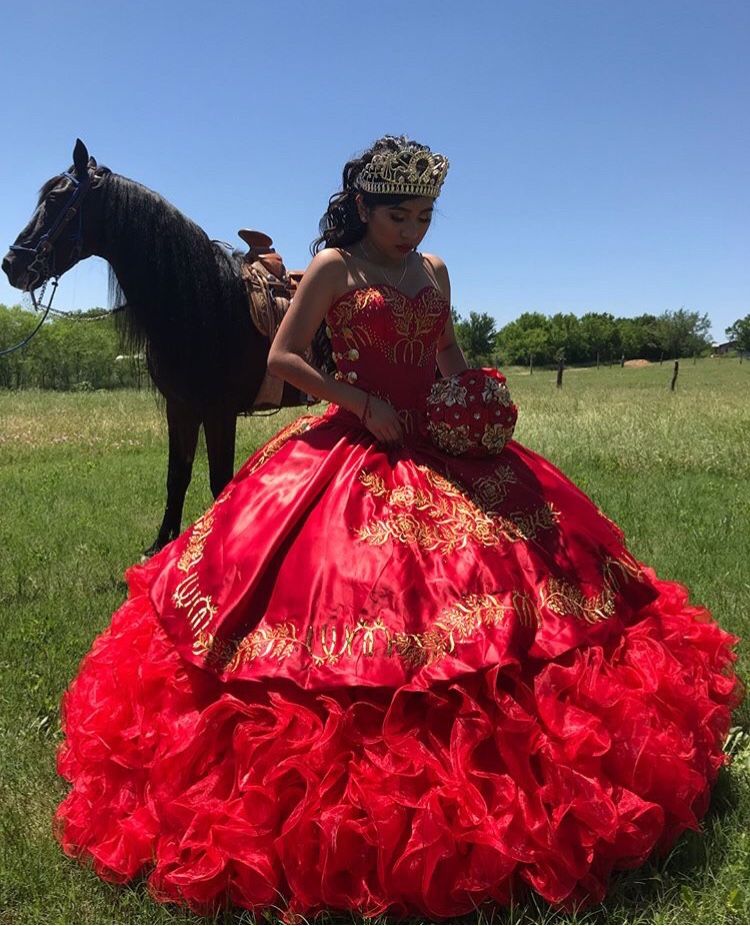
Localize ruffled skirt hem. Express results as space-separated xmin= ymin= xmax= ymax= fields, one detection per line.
xmin=55 ymin=565 xmax=741 ymax=918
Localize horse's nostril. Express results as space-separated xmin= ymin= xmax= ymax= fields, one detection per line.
xmin=2 ymin=254 xmax=14 ymax=278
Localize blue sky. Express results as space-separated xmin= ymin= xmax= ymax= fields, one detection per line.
xmin=1 ymin=0 xmax=747 ymax=341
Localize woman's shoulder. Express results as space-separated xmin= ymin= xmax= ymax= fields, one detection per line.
xmin=419 ymin=252 xmax=450 ymax=301
xmin=300 ymin=248 xmax=349 ymax=292
xmin=307 ymin=247 xmax=349 ymax=272
xmin=420 ymin=252 xmax=448 ymax=274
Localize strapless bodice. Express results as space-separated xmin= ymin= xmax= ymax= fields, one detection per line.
xmin=324 ymin=284 xmax=450 ymax=419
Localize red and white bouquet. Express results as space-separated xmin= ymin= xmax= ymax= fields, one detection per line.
xmin=426 ymin=368 xmax=517 ymax=457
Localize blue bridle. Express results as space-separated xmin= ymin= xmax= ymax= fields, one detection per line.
xmin=9 ymin=169 xmax=92 ymax=288
xmin=0 ymin=169 xmax=94 ymax=357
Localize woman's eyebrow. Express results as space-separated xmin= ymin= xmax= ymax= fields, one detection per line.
xmin=390 ymin=205 xmax=434 ymax=215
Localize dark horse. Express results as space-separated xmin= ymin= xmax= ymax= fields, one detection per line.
xmin=3 ymin=139 xmax=312 ymax=554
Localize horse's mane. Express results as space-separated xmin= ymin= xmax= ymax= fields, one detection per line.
xmin=99 ymin=171 xmax=253 ymax=405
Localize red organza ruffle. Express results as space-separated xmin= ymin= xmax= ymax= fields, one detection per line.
xmin=55 ymin=565 xmax=740 ymax=918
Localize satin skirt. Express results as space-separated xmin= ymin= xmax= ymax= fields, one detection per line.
xmin=55 ymin=408 xmax=742 ymax=917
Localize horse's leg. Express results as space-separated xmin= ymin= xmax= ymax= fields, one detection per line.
xmin=144 ymin=397 xmax=201 ymax=557
xmin=203 ymin=407 xmax=237 ymax=499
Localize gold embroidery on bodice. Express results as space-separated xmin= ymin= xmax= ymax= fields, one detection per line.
xmin=325 ymin=286 xmax=449 ymax=407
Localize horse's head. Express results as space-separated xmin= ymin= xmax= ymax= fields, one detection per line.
xmin=2 ymin=139 xmax=110 ymax=292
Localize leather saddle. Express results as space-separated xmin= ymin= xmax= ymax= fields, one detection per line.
xmin=238 ymin=229 xmax=300 ymax=294
xmin=237 ymin=229 xmax=312 ymax=411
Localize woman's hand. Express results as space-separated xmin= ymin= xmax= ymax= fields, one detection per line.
xmin=362 ymin=395 xmax=404 ymax=447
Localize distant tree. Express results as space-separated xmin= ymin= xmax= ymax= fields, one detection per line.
xmin=453 ymin=310 xmax=497 ymax=366
xmin=0 ymin=305 xmax=40 ymax=388
xmin=616 ymin=314 xmax=662 ymax=360
xmin=579 ymin=312 xmax=620 ymax=365
xmin=522 ymin=326 xmax=552 ymax=370
xmin=496 ymin=312 xmax=553 ymax=366
xmin=654 ymin=308 xmax=711 ymax=359
xmin=725 ymin=314 xmax=750 ymax=355
xmin=548 ymin=313 xmax=584 ymax=364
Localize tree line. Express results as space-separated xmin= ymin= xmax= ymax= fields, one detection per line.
xmin=454 ymin=307 xmax=750 ymax=368
xmin=0 ymin=302 xmax=748 ymax=390
xmin=0 ymin=305 xmax=143 ymax=390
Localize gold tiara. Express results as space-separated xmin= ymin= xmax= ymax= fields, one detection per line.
xmin=355 ymin=145 xmax=449 ymax=199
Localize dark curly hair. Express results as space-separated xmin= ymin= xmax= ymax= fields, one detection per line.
xmin=310 ymin=135 xmax=435 ymax=254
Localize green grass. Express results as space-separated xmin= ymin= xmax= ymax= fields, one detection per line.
xmin=1 ymin=356 xmax=748 ymax=924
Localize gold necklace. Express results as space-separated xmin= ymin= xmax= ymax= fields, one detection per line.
xmin=359 ymin=240 xmax=409 ymax=289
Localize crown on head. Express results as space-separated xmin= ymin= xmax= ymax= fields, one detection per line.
xmin=355 ymin=143 xmax=449 ymax=199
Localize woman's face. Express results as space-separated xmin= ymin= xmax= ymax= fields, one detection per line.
xmin=358 ymin=196 xmax=434 ymax=260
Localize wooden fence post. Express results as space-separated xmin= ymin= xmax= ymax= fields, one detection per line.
xmin=670 ymin=360 xmax=679 ymax=391
xmin=556 ymin=357 xmax=564 ymax=389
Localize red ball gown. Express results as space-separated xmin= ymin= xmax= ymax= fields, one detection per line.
xmin=56 ymin=284 xmax=741 ymax=918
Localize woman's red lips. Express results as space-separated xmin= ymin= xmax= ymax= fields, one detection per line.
xmin=396 ymin=245 xmax=413 ymax=253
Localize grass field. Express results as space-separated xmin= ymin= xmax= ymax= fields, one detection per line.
xmin=1 ymin=357 xmax=748 ymax=924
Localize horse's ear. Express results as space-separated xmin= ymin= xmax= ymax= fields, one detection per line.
xmin=89 ymin=156 xmax=98 ymax=168
xmin=73 ymin=139 xmax=89 ymax=178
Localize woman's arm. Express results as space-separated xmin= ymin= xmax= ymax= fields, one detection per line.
xmin=267 ymin=249 xmax=404 ymax=445
xmin=436 ymin=316 xmax=469 ymax=377
xmin=267 ymin=250 xmax=365 ymax=414
xmin=423 ymin=254 xmax=469 ymax=377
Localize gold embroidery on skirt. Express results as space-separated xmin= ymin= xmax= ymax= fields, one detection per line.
xmin=193 ymin=595 xmax=511 ymax=672
xmin=472 ymin=465 xmax=517 ymax=509
xmin=172 ymin=572 xmax=217 ymax=636
xmin=356 ymin=465 xmax=559 ymax=553
xmin=187 ymin=552 xmax=644 ymax=672
xmin=512 ymin=590 xmax=542 ymax=628
xmin=603 ymin=550 xmax=643 ymax=588
xmin=541 ymin=577 xmax=616 ymax=624
xmin=245 ymin=415 xmax=317 ymax=476
xmin=391 ymin=593 xmax=511 ymax=666
xmin=510 ymin=503 xmax=559 ymax=540
xmin=539 ymin=554 xmax=644 ymax=625
xmin=172 ymin=488 xmax=238 ymax=624
xmin=177 ymin=511 xmax=215 ymax=573
xmin=172 ymin=417 xmax=316 ymax=638
xmin=192 ymin=618 xmax=394 ymax=672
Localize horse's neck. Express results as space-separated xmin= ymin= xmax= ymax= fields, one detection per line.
xmin=98 ymin=174 xmax=207 ymax=305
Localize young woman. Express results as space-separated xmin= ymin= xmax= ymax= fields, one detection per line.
xmin=55 ymin=135 xmax=741 ymax=919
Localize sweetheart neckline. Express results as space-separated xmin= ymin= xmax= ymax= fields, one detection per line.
xmin=328 ymin=283 xmax=448 ymax=312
